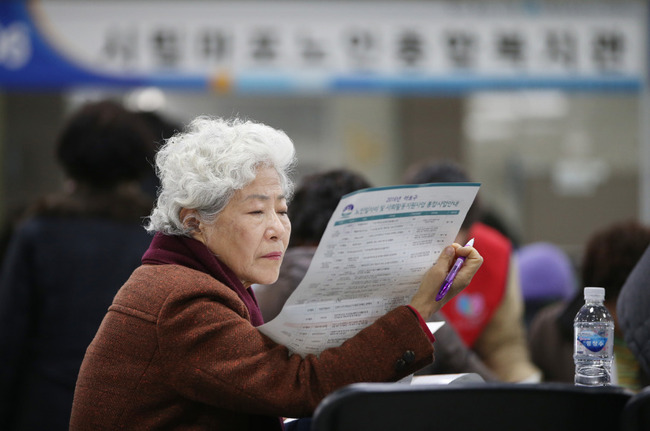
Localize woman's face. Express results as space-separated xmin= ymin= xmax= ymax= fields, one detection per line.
xmin=193 ymin=166 xmax=291 ymax=287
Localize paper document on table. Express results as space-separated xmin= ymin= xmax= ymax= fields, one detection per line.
xmin=258 ymin=183 xmax=480 ymax=357
xmin=426 ymin=321 xmax=445 ymax=334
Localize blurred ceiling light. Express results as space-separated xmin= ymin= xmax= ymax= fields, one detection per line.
xmin=551 ymin=130 xmax=610 ymax=196
xmin=465 ymin=90 xmax=569 ymax=142
xmin=125 ymin=87 xmax=166 ymax=112
xmin=470 ymin=90 xmax=568 ymax=120
xmin=518 ymin=90 xmax=569 ymax=120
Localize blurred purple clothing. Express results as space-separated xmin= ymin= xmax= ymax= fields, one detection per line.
xmin=517 ymin=242 xmax=576 ymax=301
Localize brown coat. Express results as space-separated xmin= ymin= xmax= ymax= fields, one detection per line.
xmin=70 ymin=264 xmax=434 ymax=430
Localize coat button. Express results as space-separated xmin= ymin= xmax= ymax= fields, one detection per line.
xmin=402 ymin=350 xmax=416 ymax=364
xmin=395 ymin=358 xmax=407 ymax=371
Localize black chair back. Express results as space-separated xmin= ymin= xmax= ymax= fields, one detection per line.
xmin=621 ymin=386 xmax=650 ymax=431
xmin=312 ymin=382 xmax=633 ymax=431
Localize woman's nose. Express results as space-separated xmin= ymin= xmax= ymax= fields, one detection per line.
xmin=267 ymin=213 xmax=287 ymax=239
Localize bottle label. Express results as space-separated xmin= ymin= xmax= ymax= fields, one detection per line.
xmin=577 ymin=330 xmax=608 ymax=353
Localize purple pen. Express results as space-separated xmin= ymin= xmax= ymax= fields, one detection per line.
xmin=435 ymin=238 xmax=475 ymax=302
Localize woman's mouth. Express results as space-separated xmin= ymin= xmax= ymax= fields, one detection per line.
xmin=262 ymin=252 xmax=283 ymax=260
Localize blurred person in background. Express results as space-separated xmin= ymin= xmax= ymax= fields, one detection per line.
xmin=403 ymin=159 xmax=540 ymax=383
xmin=134 ymin=110 xmax=182 ymax=199
xmin=617 ymin=244 xmax=650 ymax=388
xmin=517 ymin=242 xmax=577 ymax=328
xmin=479 ymin=207 xmax=522 ymax=249
xmin=0 ymin=100 xmax=156 ymax=430
xmin=69 ymin=117 xmax=482 ymax=430
xmin=528 ymin=220 xmax=650 ymax=391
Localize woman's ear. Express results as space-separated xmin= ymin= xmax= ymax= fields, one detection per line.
xmin=179 ymin=208 xmax=202 ymax=240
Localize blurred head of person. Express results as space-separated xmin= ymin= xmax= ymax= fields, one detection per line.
xmin=25 ymin=100 xmax=156 ymax=223
xmin=581 ymin=220 xmax=650 ymax=305
xmin=518 ymin=241 xmax=577 ymax=326
xmin=289 ymin=169 xmax=372 ymax=247
xmin=518 ymin=242 xmax=576 ymax=303
xmin=133 ymin=110 xmax=183 ymax=199
xmin=558 ymin=219 xmax=650 ymax=339
xmin=403 ymin=159 xmax=481 ymax=233
xmin=145 ymin=116 xmax=296 ymax=287
xmin=56 ymin=100 xmax=156 ymax=191
xmin=135 ymin=110 xmax=182 ymax=147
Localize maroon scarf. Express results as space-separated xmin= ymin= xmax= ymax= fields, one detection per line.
xmin=142 ymin=233 xmax=284 ymax=430
xmin=142 ymin=232 xmax=265 ymax=326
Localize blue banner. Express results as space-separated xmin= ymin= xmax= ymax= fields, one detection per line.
xmin=0 ymin=1 xmax=644 ymax=93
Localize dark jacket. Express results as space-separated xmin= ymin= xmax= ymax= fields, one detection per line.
xmin=70 ymin=264 xmax=434 ymax=430
xmin=0 ymin=187 xmax=153 ymax=430
xmin=617 ymin=245 xmax=650 ymax=384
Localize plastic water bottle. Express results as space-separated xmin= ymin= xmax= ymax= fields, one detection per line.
xmin=574 ymin=287 xmax=614 ymax=386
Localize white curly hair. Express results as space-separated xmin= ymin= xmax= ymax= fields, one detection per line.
xmin=145 ymin=116 xmax=296 ymax=235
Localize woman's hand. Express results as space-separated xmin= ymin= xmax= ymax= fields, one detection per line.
xmin=409 ymin=242 xmax=483 ymax=321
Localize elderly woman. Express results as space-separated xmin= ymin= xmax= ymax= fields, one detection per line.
xmin=70 ymin=116 xmax=482 ymax=430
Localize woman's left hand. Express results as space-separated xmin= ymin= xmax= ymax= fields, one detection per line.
xmin=409 ymin=242 xmax=483 ymax=320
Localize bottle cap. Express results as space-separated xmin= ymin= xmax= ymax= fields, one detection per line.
xmin=584 ymin=287 xmax=605 ymax=301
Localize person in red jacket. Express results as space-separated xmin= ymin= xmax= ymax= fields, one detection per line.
xmin=403 ymin=160 xmax=540 ymax=382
